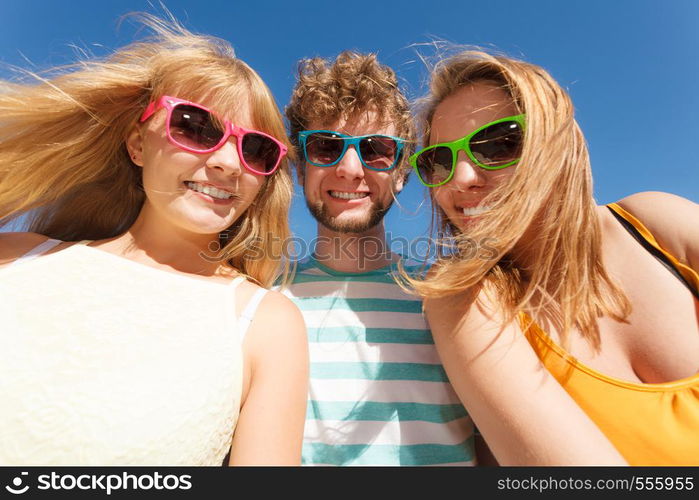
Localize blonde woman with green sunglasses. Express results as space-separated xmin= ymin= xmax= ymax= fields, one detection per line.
xmin=405 ymin=49 xmax=699 ymax=466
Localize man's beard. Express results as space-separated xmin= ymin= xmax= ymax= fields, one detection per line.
xmin=305 ymin=195 xmax=392 ymax=234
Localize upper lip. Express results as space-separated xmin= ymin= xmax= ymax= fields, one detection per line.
xmin=185 ymin=180 xmax=237 ymax=195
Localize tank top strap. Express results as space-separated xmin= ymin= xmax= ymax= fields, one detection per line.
xmin=7 ymin=238 xmax=63 ymax=269
xmin=228 ymin=276 xmax=246 ymax=289
xmin=238 ymin=288 xmax=268 ymax=343
xmin=607 ymin=203 xmax=699 ymax=300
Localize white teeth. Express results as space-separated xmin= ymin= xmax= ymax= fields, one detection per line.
xmin=330 ymin=191 xmax=369 ymax=200
xmin=185 ymin=182 xmax=234 ymax=200
xmin=462 ymin=206 xmax=490 ymax=216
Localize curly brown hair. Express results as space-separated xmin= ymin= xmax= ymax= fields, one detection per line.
xmin=285 ymin=51 xmax=415 ymax=182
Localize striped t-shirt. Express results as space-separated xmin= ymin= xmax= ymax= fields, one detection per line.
xmin=281 ymin=257 xmax=475 ymax=466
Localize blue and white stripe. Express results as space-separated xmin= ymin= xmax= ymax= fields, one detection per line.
xmin=281 ymin=258 xmax=475 ymax=466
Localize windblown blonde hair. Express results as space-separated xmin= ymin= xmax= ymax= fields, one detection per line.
xmin=0 ymin=14 xmax=294 ymax=288
xmin=407 ymin=49 xmax=631 ymax=348
xmin=285 ymin=51 xmax=416 ymax=183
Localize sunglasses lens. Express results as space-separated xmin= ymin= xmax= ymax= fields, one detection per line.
xmin=415 ymin=146 xmax=453 ymax=185
xmin=169 ymin=104 xmax=224 ymax=151
xmin=469 ymin=120 xmax=523 ymax=168
xmin=358 ymin=136 xmax=398 ymax=170
xmin=241 ymin=133 xmax=282 ymax=173
xmin=304 ymin=132 xmax=345 ymax=165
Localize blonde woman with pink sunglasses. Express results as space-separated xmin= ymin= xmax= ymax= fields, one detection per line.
xmin=0 ymin=14 xmax=308 ymax=465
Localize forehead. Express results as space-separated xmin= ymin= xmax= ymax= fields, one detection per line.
xmin=199 ymin=94 xmax=253 ymax=126
xmin=165 ymin=81 xmax=254 ymax=127
xmin=431 ymin=83 xmax=516 ymax=142
xmin=309 ymin=108 xmax=396 ymax=137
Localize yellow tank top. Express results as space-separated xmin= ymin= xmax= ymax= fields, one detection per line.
xmin=519 ymin=203 xmax=699 ymax=466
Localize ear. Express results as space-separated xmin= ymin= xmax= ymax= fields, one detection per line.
xmin=392 ymin=172 xmax=404 ymax=194
xmin=125 ymin=125 xmax=145 ymax=167
xmin=295 ymin=163 xmax=305 ymax=186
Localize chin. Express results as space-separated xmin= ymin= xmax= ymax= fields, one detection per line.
xmin=446 ymin=215 xmax=470 ymax=233
xmin=196 ymin=205 xmax=244 ymax=226
xmin=177 ymin=215 xmax=235 ymax=237
xmin=322 ymin=207 xmax=385 ymax=234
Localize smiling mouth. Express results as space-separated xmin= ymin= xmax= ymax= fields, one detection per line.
xmin=329 ymin=190 xmax=369 ymax=200
xmin=184 ymin=181 xmax=236 ymax=201
xmin=461 ymin=206 xmax=491 ymax=216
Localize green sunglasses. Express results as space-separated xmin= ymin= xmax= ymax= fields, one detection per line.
xmin=409 ymin=114 xmax=526 ymax=187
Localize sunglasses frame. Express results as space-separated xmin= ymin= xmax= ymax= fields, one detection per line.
xmin=298 ymin=130 xmax=406 ymax=172
xmin=409 ymin=114 xmax=526 ymax=187
xmin=139 ymin=95 xmax=287 ymax=176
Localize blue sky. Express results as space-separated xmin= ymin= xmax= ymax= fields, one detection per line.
xmin=1 ymin=0 xmax=697 ymax=253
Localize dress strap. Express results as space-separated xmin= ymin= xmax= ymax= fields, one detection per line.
xmin=6 ymin=238 xmax=62 ymax=269
xmin=239 ymin=288 xmax=268 ymax=343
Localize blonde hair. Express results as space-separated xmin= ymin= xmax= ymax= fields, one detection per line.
xmin=407 ymin=49 xmax=631 ymax=348
xmin=0 ymin=14 xmax=294 ymax=288
xmin=285 ymin=51 xmax=416 ymax=182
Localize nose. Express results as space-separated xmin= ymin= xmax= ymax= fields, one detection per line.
xmin=333 ymin=145 xmax=364 ymax=181
xmin=449 ymin=151 xmax=486 ymax=191
xmin=205 ymin=138 xmax=243 ymax=176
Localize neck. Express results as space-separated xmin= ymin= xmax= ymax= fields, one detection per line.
xmin=314 ymin=221 xmax=396 ymax=273
xmin=105 ymin=203 xmax=223 ymax=276
xmin=505 ymin=204 xmax=604 ymax=287
xmin=506 ymin=226 xmax=539 ymax=275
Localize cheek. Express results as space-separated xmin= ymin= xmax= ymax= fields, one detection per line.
xmin=142 ymin=148 xmax=199 ymax=185
xmin=366 ymin=171 xmax=394 ymax=195
xmin=432 ymin=187 xmax=452 ymax=212
xmin=303 ymin=166 xmax=324 ymax=193
xmin=242 ymin=174 xmax=266 ymax=199
xmin=141 ymin=124 xmax=170 ymax=159
xmin=487 ymin=167 xmax=517 ymax=187
xmin=140 ymin=160 xmax=168 ymax=191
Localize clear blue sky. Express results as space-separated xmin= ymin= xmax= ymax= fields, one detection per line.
xmin=2 ymin=0 xmax=697 ymax=254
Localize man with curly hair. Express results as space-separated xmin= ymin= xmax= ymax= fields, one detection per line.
xmin=283 ymin=51 xmax=475 ymax=466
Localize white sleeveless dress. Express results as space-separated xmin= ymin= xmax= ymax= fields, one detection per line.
xmin=0 ymin=240 xmax=266 ymax=465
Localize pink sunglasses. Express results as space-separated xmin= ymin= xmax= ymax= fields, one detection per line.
xmin=139 ymin=95 xmax=287 ymax=175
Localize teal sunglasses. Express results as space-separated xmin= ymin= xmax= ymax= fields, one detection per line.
xmin=409 ymin=114 xmax=525 ymax=187
xmin=298 ymin=130 xmax=406 ymax=171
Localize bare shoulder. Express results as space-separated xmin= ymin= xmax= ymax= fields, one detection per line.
xmin=241 ymin=284 xmax=308 ymax=374
xmin=234 ymin=280 xmax=300 ymax=316
xmin=0 ymin=232 xmax=53 ymax=266
xmin=615 ymin=191 xmax=699 ymax=264
xmin=424 ymin=284 xmax=504 ymax=343
xmin=254 ymin=289 xmax=306 ymax=332
xmin=616 ymin=191 xmax=698 ymax=228
xmin=234 ymin=279 xmax=305 ymax=338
